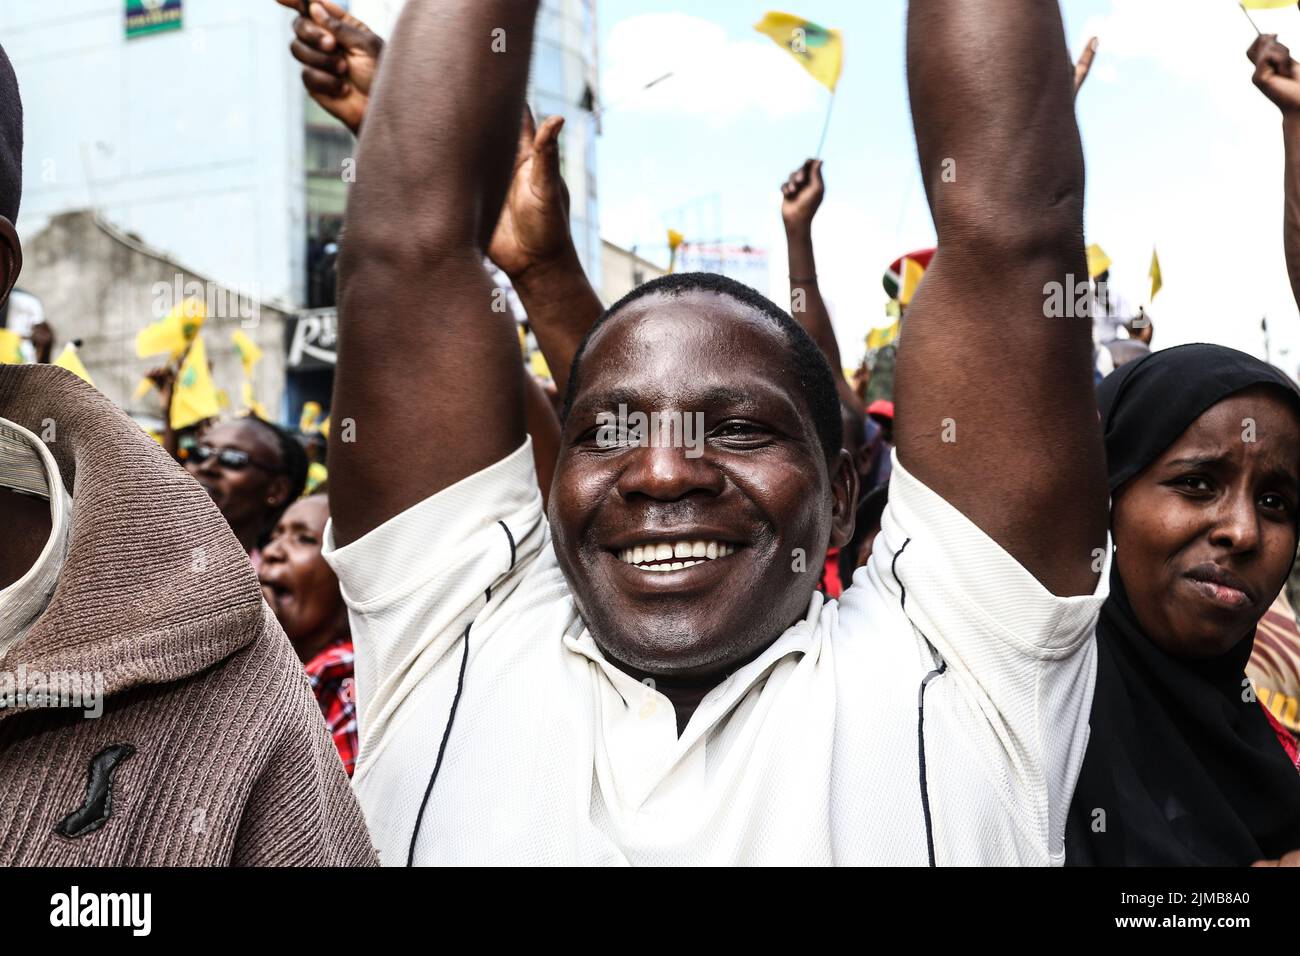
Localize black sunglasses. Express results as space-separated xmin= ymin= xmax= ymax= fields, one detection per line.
xmin=190 ymin=444 xmax=280 ymax=474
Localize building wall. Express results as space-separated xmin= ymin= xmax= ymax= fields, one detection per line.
xmin=19 ymin=210 xmax=289 ymax=422
xmin=532 ymin=0 xmax=601 ymax=289
xmin=601 ymin=240 xmax=665 ymax=306
xmin=5 ymin=0 xmax=306 ymax=307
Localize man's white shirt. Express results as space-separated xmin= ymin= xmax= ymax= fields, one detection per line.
xmin=324 ymin=439 xmax=1105 ymax=865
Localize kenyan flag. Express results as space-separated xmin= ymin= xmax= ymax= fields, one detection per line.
xmin=881 ymin=248 xmax=935 ymax=301
xmin=126 ymin=0 xmax=183 ymax=40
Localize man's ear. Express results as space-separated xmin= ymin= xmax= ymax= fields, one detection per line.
xmin=267 ymin=474 xmax=294 ymax=509
xmin=828 ymin=448 xmax=858 ymax=550
xmin=0 ymin=216 xmax=22 ymax=308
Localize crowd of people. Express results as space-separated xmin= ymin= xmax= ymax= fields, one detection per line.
xmin=1 ymin=0 xmax=1300 ymax=866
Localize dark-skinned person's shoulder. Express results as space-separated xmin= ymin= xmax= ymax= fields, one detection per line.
xmin=0 ymin=365 xmax=375 ymax=866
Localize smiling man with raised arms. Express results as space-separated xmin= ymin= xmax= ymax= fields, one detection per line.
xmin=325 ymin=0 xmax=1108 ymax=865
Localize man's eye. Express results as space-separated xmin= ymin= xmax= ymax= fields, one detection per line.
xmin=710 ymin=421 xmax=769 ymax=445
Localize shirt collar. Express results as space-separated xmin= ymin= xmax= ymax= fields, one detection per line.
xmin=564 ymin=588 xmax=825 ymax=740
xmin=0 ymin=417 xmax=73 ymax=658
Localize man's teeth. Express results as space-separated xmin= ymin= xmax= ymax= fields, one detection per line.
xmin=616 ymin=540 xmax=735 ymax=571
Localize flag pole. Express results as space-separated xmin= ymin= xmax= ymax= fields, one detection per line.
xmin=1239 ymin=3 xmax=1263 ymax=36
xmin=815 ymin=88 xmax=838 ymax=159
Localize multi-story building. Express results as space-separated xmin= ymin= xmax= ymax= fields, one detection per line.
xmin=5 ymin=0 xmax=600 ymax=422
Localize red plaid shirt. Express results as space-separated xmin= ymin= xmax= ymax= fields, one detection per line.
xmin=305 ymin=637 xmax=358 ymax=777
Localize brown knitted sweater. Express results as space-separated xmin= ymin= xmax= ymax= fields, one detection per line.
xmin=0 ymin=365 xmax=377 ymax=866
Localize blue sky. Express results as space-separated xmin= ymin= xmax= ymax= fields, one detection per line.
xmin=596 ymin=0 xmax=1300 ymax=375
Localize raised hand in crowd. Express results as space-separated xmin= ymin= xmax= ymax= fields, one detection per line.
xmin=329 ymin=0 xmax=540 ymax=544
xmin=781 ymin=159 xmax=860 ymax=413
xmin=490 ymin=108 xmax=604 ymax=397
xmin=28 ymin=320 xmax=52 ymax=365
xmin=277 ymin=0 xmax=383 ymax=135
xmin=1074 ymin=36 xmax=1098 ymax=97
xmin=1248 ymin=34 xmax=1300 ymax=318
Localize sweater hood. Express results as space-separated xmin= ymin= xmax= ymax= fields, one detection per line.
xmin=0 ymin=365 xmax=265 ymax=716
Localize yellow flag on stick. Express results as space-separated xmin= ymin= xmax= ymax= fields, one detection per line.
xmin=667 ymin=229 xmax=685 ymax=274
xmin=755 ymin=12 xmax=844 ymax=91
xmin=529 ymin=349 xmax=551 ymax=380
xmin=1242 ymin=1 xmax=1298 ymax=9
xmin=0 ymin=328 xmax=24 ymax=364
xmin=305 ymin=461 xmax=328 ymax=495
xmin=1086 ymin=243 xmax=1112 ymax=280
xmin=231 ymin=328 xmax=263 ymax=378
xmin=299 ymin=400 xmax=324 ymax=434
xmin=137 ymin=298 xmax=206 ymax=360
xmin=52 ymin=343 xmax=94 ymax=387
xmin=1149 ymin=247 xmax=1163 ymax=302
xmin=867 ymin=320 xmax=900 ymax=351
xmin=171 ymin=333 xmax=221 ymax=430
xmin=240 ymin=380 xmax=270 ymax=421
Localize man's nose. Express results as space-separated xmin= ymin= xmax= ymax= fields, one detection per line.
xmin=616 ymin=440 xmax=723 ymax=503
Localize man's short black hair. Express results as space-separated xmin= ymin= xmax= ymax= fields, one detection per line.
xmin=240 ymin=414 xmax=309 ymax=538
xmin=0 ymin=43 xmax=22 ymax=225
xmin=561 ymin=272 xmax=844 ymax=464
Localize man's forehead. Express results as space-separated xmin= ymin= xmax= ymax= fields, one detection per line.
xmin=587 ymin=291 xmax=780 ymax=366
xmin=578 ymin=297 xmax=793 ymax=396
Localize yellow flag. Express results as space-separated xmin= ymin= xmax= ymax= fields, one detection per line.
xmin=529 ymin=349 xmax=551 ymax=380
xmin=1086 ymin=243 xmax=1112 ymax=280
xmin=899 ymin=257 xmax=926 ymax=307
xmin=1149 ymin=247 xmax=1163 ymax=302
xmin=667 ymin=229 xmax=685 ymax=251
xmin=867 ymin=319 xmax=900 ymax=351
xmin=0 ymin=328 xmax=23 ymax=364
xmin=171 ymin=333 xmax=221 ymax=430
xmin=137 ymin=298 xmax=206 ymax=360
xmin=299 ymin=400 xmax=324 ymax=434
xmin=133 ymin=376 xmax=155 ymax=401
xmin=305 ymin=461 xmax=328 ymax=495
xmin=231 ymin=328 xmax=263 ymax=378
xmin=240 ymin=380 xmax=270 ymax=421
xmin=53 ymin=343 xmax=94 ymax=386
xmin=755 ymin=12 xmax=844 ymax=91
xmin=1242 ymin=1 xmax=1298 ymax=9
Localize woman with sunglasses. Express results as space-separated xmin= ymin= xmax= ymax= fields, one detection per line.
xmin=185 ymin=415 xmax=308 ymax=567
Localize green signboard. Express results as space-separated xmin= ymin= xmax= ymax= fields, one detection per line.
xmin=126 ymin=0 xmax=182 ymax=40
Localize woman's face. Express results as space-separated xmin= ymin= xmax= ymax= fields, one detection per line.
xmin=258 ymin=495 xmax=346 ymax=654
xmin=1112 ymin=387 xmax=1300 ymax=659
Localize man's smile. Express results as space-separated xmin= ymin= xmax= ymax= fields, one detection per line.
xmin=615 ymin=538 xmax=737 ymax=571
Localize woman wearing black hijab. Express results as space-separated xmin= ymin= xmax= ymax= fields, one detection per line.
xmin=1067 ymin=343 xmax=1300 ymax=865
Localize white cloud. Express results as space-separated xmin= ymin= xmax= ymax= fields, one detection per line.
xmin=1078 ymin=0 xmax=1285 ymax=125
xmin=601 ymin=13 xmax=825 ymax=121
xmin=1077 ymin=0 xmax=1300 ymax=372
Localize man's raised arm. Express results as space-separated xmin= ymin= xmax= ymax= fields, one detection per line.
xmin=897 ymin=0 xmax=1107 ymax=596
xmin=1248 ymin=34 xmax=1300 ymax=317
xmin=329 ymin=0 xmax=539 ymax=546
